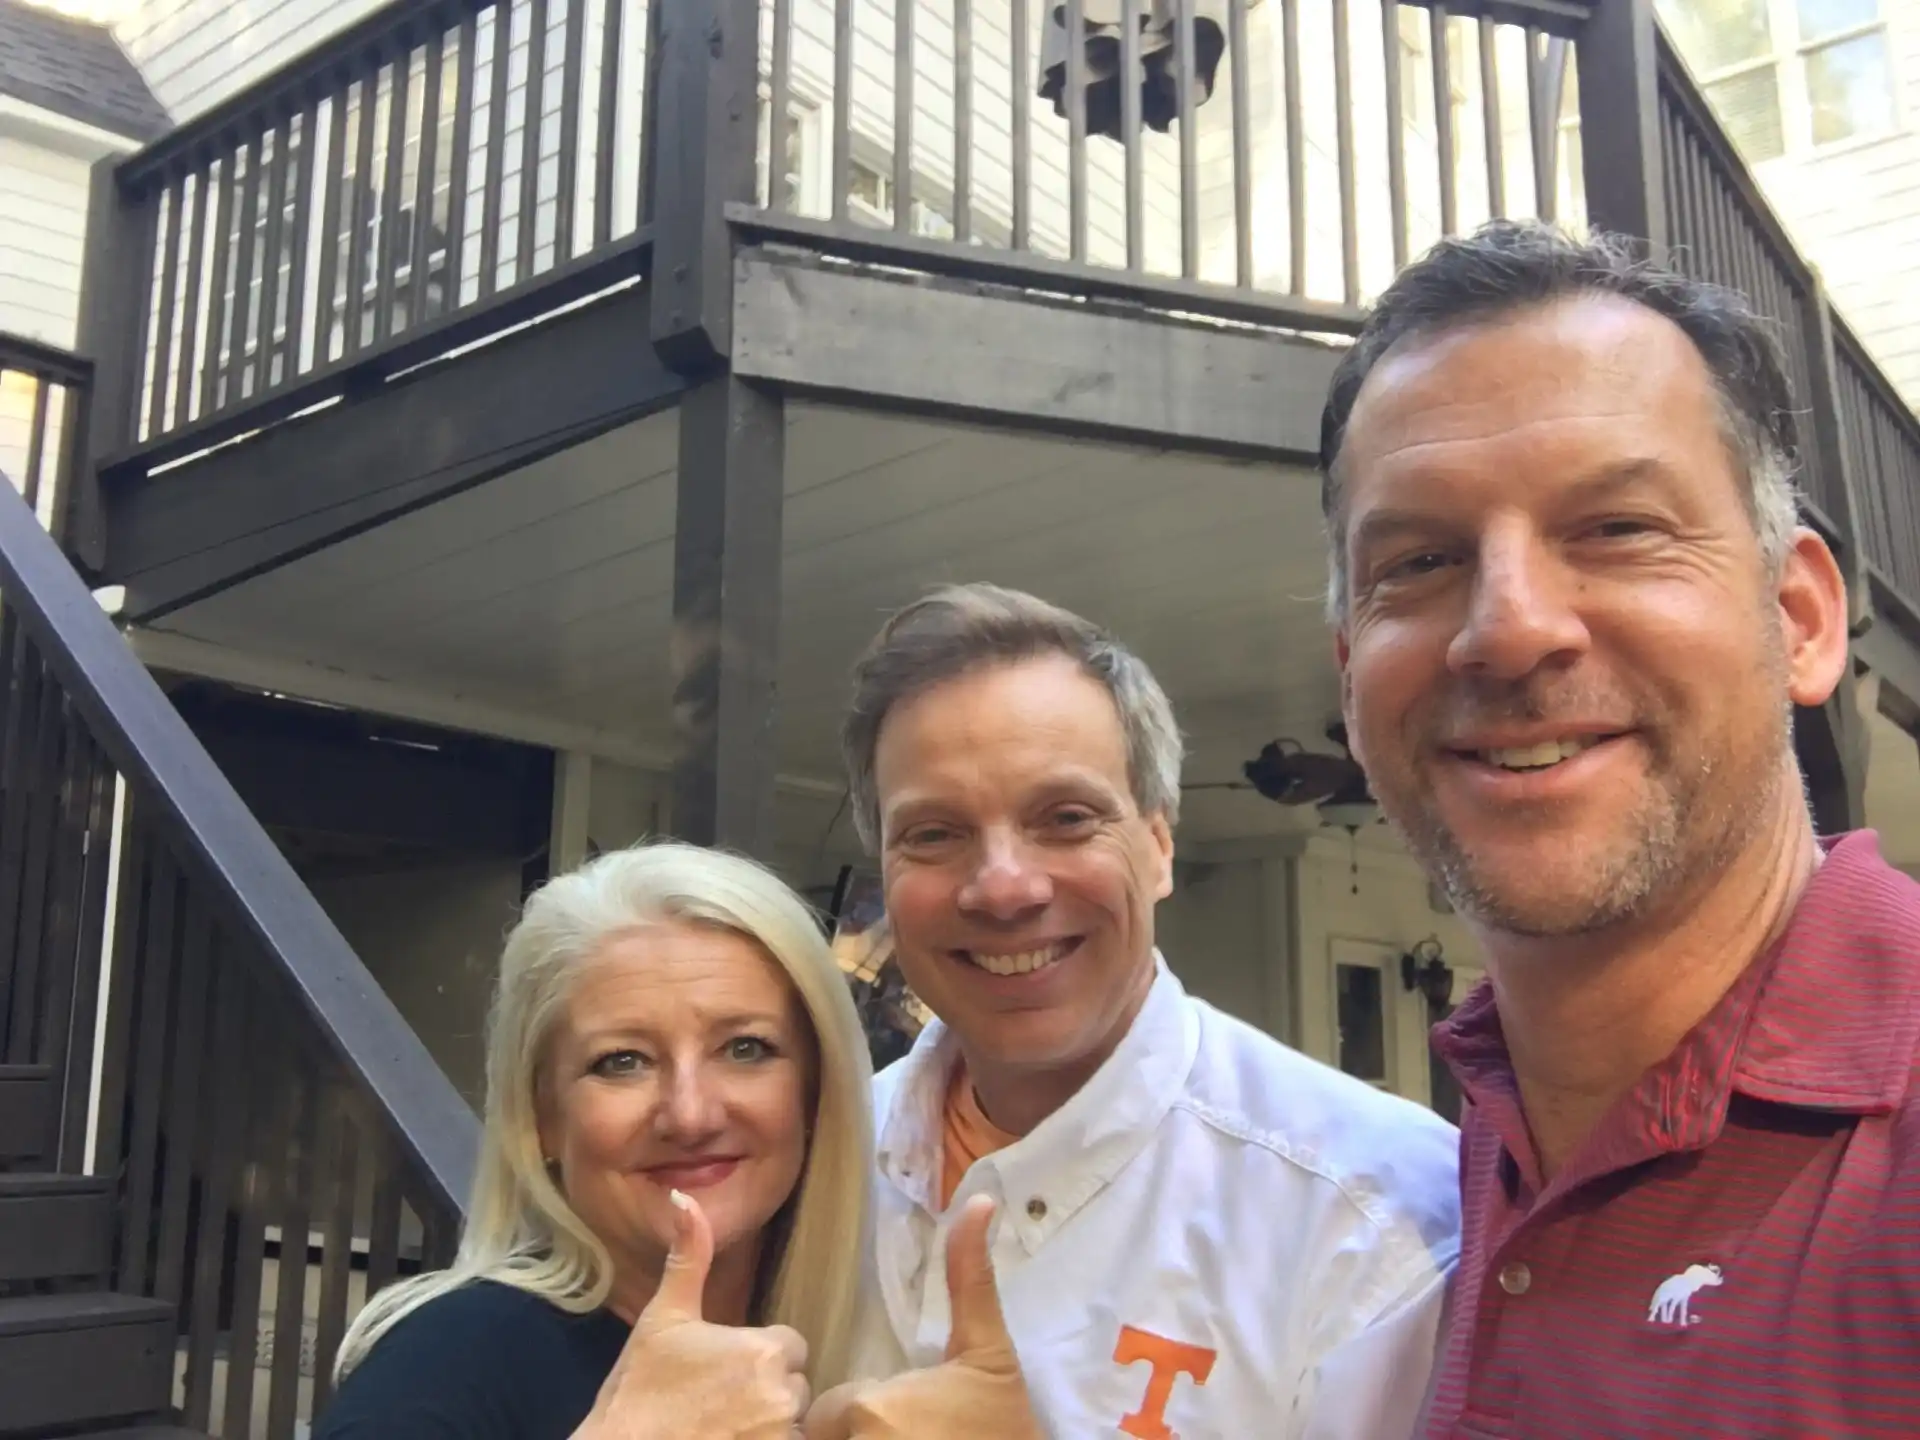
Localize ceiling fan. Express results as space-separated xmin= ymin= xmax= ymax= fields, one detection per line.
xmin=1184 ymin=721 xmax=1380 ymax=829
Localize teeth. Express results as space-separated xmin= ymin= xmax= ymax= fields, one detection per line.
xmin=967 ymin=945 xmax=1065 ymax=976
xmin=1481 ymin=738 xmax=1599 ymax=771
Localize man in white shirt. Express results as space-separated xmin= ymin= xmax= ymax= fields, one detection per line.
xmin=824 ymin=582 xmax=1462 ymax=1439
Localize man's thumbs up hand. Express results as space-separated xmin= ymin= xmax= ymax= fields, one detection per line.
xmin=805 ymin=1196 xmax=1045 ymax=1440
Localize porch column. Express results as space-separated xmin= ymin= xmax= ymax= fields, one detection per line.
xmin=668 ymin=374 xmax=786 ymax=856
xmin=1795 ymin=672 xmax=1868 ymax=836
xmin=1575 ymin=0 xmax=1667 ymax=259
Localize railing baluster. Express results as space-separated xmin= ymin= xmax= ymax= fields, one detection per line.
xmin=1384 ymin=0 xmax=1408 ymax=271
xmin=1120 ymin=0 xmax=1143 ymax=269
xmin=832 ymin=0 xmax=853 ymax=221
xmin=226 ymin=130 xmax=264 ymax=408
xmin=411 ymin=34 xmax=445 ymax=329
xmin=0 ymin=667 xmax=60 ymax=1061
xmin=517 ymin=0 xmax=550 ymax=282
xmin=147 ymin=175 xmax=185 ymax=436
xmin=22 ymin=377 xmax=49 ymax=518
xmin=348 ymin=66 xmax=383 ymax=353
xmin=1525 ymin=28 xmax=1552 ymax=222
xmin=268 ymin=1068 xmax=318 ymax=1436
xmin=1432 ymin=5 xmax=1457 ymax=236
xmin=200 ymin=157 xmax=237 ymax=407
xmin=84 ymin=803 xmax=143 ymax=1179
xmin=55 ymin=742 xmax=114 ymax=1169
xmin=593 ymin=0 xmax=621 ymax=239
xmin=1282 ymin=0 xmax=1304 ymax=294
xmin=1332 ymin=0 xmax=1356 ymax=303
xmin=283 ymin=99 xmax=319 ymax=382
xmin=182 ymin=938 xmax=242 ymax=1429
xmin=1176 ymin=0 xmax=1199 ymax=279
xmin=221 ymin=976 xmax=275 ymax=1432
xmin=150 ymin=891 xmax=213 ymax=1307
xmin=894 ymin=0 xmax=916 ymax=235
xmin=555 ymin=0 xmax=586 ymax=261
xmin=1480 ymin=17 xmax=1504 ymax=218
xmin=24 ymin=706 xmax=86 ymax=1073
xmin=1012 ymin=0 xmax=1030 ymax=249
xmin=450 ymin=14 xmax=480 ymax=300
xmin=315 ymin=88 xmax=351 ymax=366
xmin=116 ymin=847 xmax=177 ymax=1294
xmin=173 ymin=170 xmax=210 ymax=422
xmin=256 ymin=118 xmax=292 ymax=395
xmin=376 ymin=48 xmax=413 ymax=343
xmin=126 ymin=189 xmax=160 ymax=443
xmin=366 ymin=1159 xmax=404 ymax=1298
xmin=1227 ymin=0 xmax=1252 ymax=287
xmin=481 ymin=2 xmax=513 ymax=294
xmin=1067 ymin=0 xmax=1088 ymax=263
xmin=310 ymin=1099 xmax=360 ymax=1414
xmin=953 ymin=0 xmax=972 ymax=242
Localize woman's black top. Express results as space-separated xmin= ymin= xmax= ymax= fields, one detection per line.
xmin=311 ymin=1279 xmax=629 ymax=1438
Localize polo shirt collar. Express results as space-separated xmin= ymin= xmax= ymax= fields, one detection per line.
xmin=875 ymin=955 xmax=1201 ymax=1252
xmin=1432 ymin=829 xmax=1920 ymax=1194
xmin=1732 ymin=829 xmax=1920 ymax=1115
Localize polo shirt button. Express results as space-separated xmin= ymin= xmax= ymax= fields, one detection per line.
xmin=1498 ymin=1262 xmax=1532 ymax=1296
xmin=1026 ymin=1197 xmax=1048 ymax=1221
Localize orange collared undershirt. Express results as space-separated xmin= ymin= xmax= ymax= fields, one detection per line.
xmin=940 ymin=1061 xmax=1021 ymax=1209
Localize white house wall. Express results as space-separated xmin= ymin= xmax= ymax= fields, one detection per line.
xmin=1738 ymin=2 xmax=1920 ymax=408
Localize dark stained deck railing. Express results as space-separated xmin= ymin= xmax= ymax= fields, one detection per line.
xmin=0 ymin=439 xmax=474 ymax=1436
xmin=85 ymin=0 xmax=657 ymax=477
xmin=0 ymin=335 xmax=92 ymax=548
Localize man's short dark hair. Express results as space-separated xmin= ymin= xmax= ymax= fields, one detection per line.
xmin=1317 ymin=221 xmax=1803 ymax=617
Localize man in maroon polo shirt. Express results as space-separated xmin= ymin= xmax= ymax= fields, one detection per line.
xmin=1320 ymin=218 xmax=1920 ymax=1439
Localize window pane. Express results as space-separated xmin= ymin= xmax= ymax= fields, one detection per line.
xmin=1336 ymin=964 xmax=1387 ymax=1084
xmin=1661 ymin=0 xmax=1773 ymax=71
xmin=1705 ymin=65 xmax=1787 ymax=161
xmin=1806 ymin=31 xmax=1896 ymax=144
xmin=1797 ymin=0 xmax=1879 ymax=43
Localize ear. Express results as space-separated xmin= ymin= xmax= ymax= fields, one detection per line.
xmin=1147 ymin=812 xmax=1175 ymax=902
xmin=1777 ymin=528 xmax=1849 ymax=708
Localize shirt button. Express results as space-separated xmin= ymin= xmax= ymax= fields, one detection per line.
xmin=1498 ymin=1262 xmax=1532 ymax=1296
xmin=1026 ymin=1197 xmax=1048 ymax=1221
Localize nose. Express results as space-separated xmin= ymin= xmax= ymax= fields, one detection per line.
xmin=655 ymin=1060 xmax=726 ymax=1142
xmin=1446 ymin=519 xmax=1590 ymax=680
xmin=957 ymin=827 xmax=1054 ymax=922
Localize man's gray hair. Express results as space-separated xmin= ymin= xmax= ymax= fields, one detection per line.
xmin=1319 ymin=221 xmax=1804 ymax=620
xmin=841 ymin=583 xmax=1184 ymax=851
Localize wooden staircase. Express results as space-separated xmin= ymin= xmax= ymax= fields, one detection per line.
xmin=0 ymin=1066 xmax=196 ymax=1437
xmin=0 ymin=340 xmax=477 ymax=1436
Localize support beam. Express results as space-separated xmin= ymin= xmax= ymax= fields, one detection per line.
xmin=106 ymin=285 xmax=683 ymax=622
xmin=732 ymin=252 xmax=1341 ymax=462
xmin=1795 ymin=675 xmax=1868 ymax=836
xmin=669 ymin=376 xmax=785 ymax=855
xmin=550 ymin=751 xmax=595 ymax=873
xmin=1575 ymin=0 xmax=1666 ymax=257
xmin=647 ymin=0 xmax=762 ymax=369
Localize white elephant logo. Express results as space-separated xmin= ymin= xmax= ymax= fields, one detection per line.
xmin=1647 ymin=1263 xmax=1723 ymax=1327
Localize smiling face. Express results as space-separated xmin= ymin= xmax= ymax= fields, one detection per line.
xmin=1334 ymin=293 xmax=1846 ymax=937
xmin=875 ymin=654 xmax=1174 ymax=1086
xmin=536 ymin=922 xmax=815 ymax=1290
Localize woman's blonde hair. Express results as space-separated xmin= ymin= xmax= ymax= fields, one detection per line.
xmin=333 ymin=841 xmax=873 ymax=1390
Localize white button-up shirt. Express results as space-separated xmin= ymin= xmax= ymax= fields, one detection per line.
xmin=851 ymin=959 xmax=1461 ymax=1440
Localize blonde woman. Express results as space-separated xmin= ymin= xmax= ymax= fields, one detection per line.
xmin=315 ymin=841 xmax=873 ymax=1439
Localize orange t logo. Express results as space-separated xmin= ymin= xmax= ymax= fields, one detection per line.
xmin=1113 ymin=1324 xmax=1218 ymax=1440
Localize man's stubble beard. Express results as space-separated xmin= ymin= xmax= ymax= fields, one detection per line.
xmin=1382 ymin=659 xmax=1794 ymax=941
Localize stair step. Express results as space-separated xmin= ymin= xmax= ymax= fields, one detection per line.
xmin=79 ymin=1430 xmax=211 ymax=1438
xmin=0 ymin=1066 xmax=55 ymax=1167
xmin=0 ymin=1292 xmax=176 ymax=1436
xmin=0 ymin=1173 xmax=114 ymax=1282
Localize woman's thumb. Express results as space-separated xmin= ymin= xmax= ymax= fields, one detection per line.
xmin=637 ymin=1189 xmax=713 ymax=1331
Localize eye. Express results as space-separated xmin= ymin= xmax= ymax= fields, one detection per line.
xmin=724 ymin=1035 xmax=777 ymax=1063
xmin=1380 ymin=550 xmax=1455 ymax=581
xmin=1047 ymin=806 xmax=1099 ymax=830
xmin=898 ymin=822 xmax=960 ymax=850
xmin=1583 ymin=517 xmax=1657 ymax=540
xmin=589 ymin=1049 xmax=648 ymax=1078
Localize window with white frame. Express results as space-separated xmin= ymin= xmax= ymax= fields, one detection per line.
xmin=1660 ymin=0 xmax=1898 ymax=161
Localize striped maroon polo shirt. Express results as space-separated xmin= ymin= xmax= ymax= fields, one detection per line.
xmin=1420 ymin=831 xmax=1920 ymax=1439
